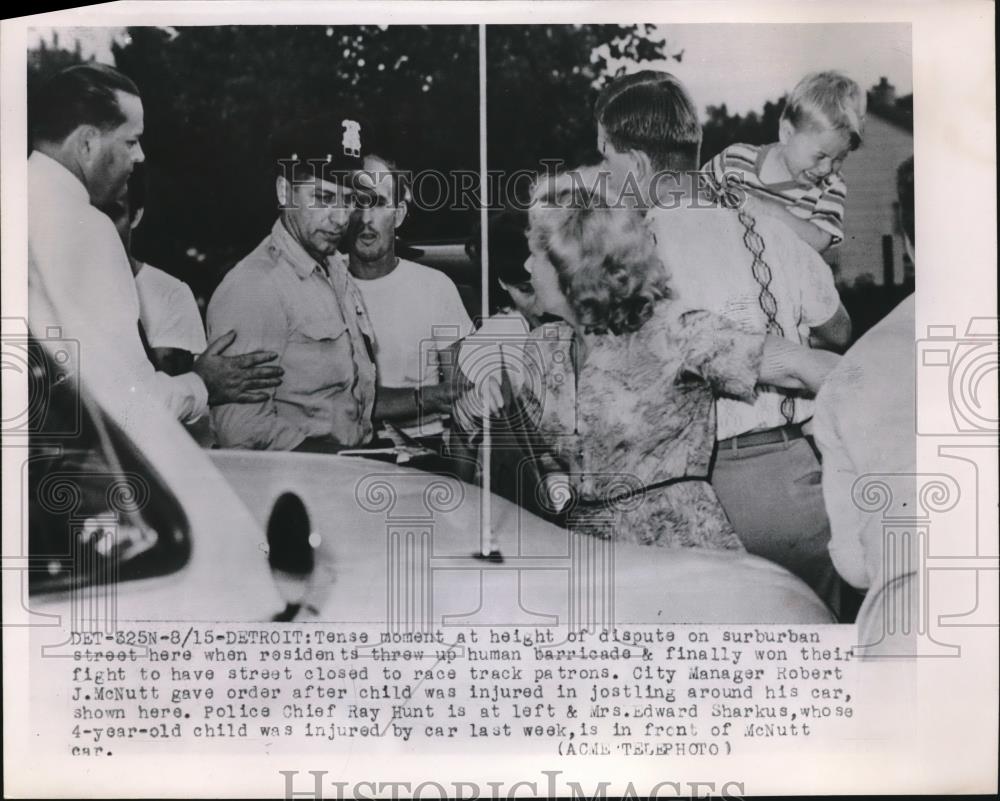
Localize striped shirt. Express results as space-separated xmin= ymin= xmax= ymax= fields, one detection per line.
xmin=702 ymin=142 xmax=847 ymax=245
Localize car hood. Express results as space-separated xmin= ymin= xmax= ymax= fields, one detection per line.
xmin=209 ymin=449 xmax=834 ymax=625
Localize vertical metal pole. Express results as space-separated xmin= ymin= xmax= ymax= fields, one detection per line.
xmin=478 ymin=25 xmax=493 ymax=556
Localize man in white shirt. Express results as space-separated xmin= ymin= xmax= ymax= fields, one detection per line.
xmin=104 ymin=167 xmax=207 ymax=376
xmin=104 ymin=168 xmax=214 ymax=446
xmin=594 ymin=71 xmax=852 ymax=615
xmin=135 ymin=265 xmax=208 ymax=364
xmin=28 ymin=64 xmax=282 ymax=431
xmin=348 ymin=154 xmax=474 ymax=443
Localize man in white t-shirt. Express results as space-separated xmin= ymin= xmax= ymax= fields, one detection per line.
xmin=105 ymin=169 xmax=207 ymax=374
xmin=134 ymin=265 xmax=207 ymax=360
xmin=348 ymin=154 xmax=474 ymax=442
xmin=105 ymin=169 xmax=212 ymax=443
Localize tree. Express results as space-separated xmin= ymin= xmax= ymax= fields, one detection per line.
xmin=27 ymin=24 xmax=673 ymax=296
xmin=486 ymin=25 xmax=674 ymax=194
xmin=28 ymin=31 xmax=89 ymax=88
xmin=27 ymin=32 xmax=90 ymax=150
xmin=701 ymin=97 xmax=784 ymax=165
xmin=107 ymin=25 xmax=480 ymax=296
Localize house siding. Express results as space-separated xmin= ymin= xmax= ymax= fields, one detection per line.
xmin=836 ymin=115 xmax=914 ymax=285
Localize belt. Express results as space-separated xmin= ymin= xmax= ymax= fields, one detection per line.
xmin=575 ymin=475 xmax=709 ymax=508
xmin=717 ymin=422 xmax=805 ymax=452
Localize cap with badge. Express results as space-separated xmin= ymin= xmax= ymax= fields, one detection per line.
xmin=270 ymin=113 xmax=370 ymax=188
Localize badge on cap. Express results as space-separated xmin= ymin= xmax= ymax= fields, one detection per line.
xmin=342 ymin=119 xmax=362 ymax=158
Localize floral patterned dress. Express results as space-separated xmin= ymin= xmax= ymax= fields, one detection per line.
xmin=520 ymin=301 xmax=764 ymax=549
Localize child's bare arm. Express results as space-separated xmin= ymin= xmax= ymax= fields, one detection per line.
xmin=747 ymin=194 xmax=834 ymax=253
xmin=809 ymin=303 xmax=852 ymax=353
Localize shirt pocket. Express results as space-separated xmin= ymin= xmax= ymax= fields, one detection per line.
xmin=284 ymin=317 xmax=356 ymax=397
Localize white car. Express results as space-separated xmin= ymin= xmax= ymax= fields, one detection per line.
xmin=20 ymin=335 xmax=833 ymax=627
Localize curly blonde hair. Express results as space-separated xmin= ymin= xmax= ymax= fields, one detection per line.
xmin=528 ymin=166 xmax=670 ymax=335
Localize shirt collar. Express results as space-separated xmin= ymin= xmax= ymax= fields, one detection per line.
xmin=28 ymin=150 xmax=91 ymax=206
xmin=270 ymin=217 xmax=345 ymax=280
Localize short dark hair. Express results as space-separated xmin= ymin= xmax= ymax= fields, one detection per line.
xmin=595 ymin=71 xmax=702 ymax=172
xmin=896 ymin=156 xmax=915 ymax=246
xmin=30 ymin=64 xmax=140 ymax=146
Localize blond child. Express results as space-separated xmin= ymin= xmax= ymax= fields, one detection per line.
xmin=703 ymin=70 xmax=866 ymax=254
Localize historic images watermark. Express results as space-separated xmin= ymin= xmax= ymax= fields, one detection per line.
xmin=916 ymin=317 xmax=998 ymax=436
xmin=344 ymin=324 xmax=646 ymax=636
xmin=352 ymin=466 xmax=629 ymax=636
xmin=276 ymin=162 xmax=751 ymax=214
xmin=1 ymin=320 xmax=81 ymax=439
xmin=279 ymin=769 xmax=746 ymax=800
xmin=2 ymin=318 xmax=158 ymax=642
xmin=848 ymin=315 xmax=999 ymax=657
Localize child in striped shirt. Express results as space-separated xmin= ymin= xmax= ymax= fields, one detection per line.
xmin=702 ymin=71 xmax=866 ymax=254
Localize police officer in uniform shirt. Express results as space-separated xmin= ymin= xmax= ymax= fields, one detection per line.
xmin=207 ymin=116 xmax=378 ymax=452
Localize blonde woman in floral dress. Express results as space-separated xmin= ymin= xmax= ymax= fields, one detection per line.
xmin=512 ymin=166 xmax=839 ymax=550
